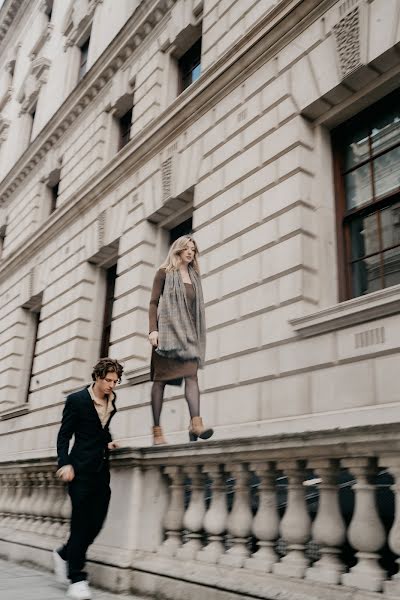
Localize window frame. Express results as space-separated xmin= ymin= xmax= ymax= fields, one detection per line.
xmin=332 ymin=89 xmax=400 ymax=301
xmin=78 ymin=36 xmax=90 ymax=81
xmin=178 ymin=37 xmax=202 ymax=94
xmin=100 ymin=263 xmax=117 ymax=358
xmin=118 ymin=107 xmax=133 ymax=151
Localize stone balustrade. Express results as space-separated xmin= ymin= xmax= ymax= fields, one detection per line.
xmin=1 ymin=425 xmax=400 ymax=599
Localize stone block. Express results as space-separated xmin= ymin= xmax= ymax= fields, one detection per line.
xmin=202 ymin=270 xmax=221 ymax=303
xmin=368 ymin=0 xmax=399 ymax=63
xmin=261 ymin=172 xmax=313 ymax=219
xmin=278 ymin=145 xmax=315 ymax=179
xmin=240 ymin=218 xmax=277 ymax=256
xmin=221 ymin=254 xmax=260 ymax=297
xmin=309 ymin=36 xmax=340 ymax=98
xmin=310 ymin=362 xmax=374 ymax=414
xmin=222 ymin=199 xmax=261 ymax=240
xmin=211 ymin=134 xmax=242 ymax=169
xmin=225 ymin=94 xmax=262 ymax=139
xmin=336 ymin=314 xmax=400 ymax=362
xmin=238 ymin=347 xmax=278 ymax=382
xmin=239 ymin=280 xmax=278 ymax=317
xmin=241 ymin=162 xmax=277 ymax=202
xmin=374 ymin=354 xmax=400 ymax=405
xmin=245 ymin=61 xmax=276 ymax=99
xmin=261 ymin=302 xmax=305 ymax=346
xmin=243 ymin=107 xmax=278 ymax=149
xmin=278 ymin=334 xmax=335 ymax=375
xmin=219 ymin=316 xmax=261 ymax=358
xmin=206 ymin=295 xmax=239 ymax=328
xmin=203 ymin=357 xmax=239 ymax=390
xmin=278 ymin=20 xmax=322 ymax=71
xmin=277 ymin=204 xmax=316 ymax=239
xmin=208 ymin=237 xmax=240 ymax=271
xmin=215 ymin=381 xmax=260 ymax=425
xmin=224 ymin=144 xmax=260 ymax=188
xmin=260 ymin=373 xmax=310 ymax=419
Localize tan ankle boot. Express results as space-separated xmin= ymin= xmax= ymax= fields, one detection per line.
xmin=189 ymin=416 xmax=214 ymax=442
xmin=152 ymin=425 xmax=167 ymax=445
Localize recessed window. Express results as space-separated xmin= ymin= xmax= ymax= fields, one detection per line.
xmin=25 ymin=305 xmax=41 ymax=403
xmin=78 ymin=36 xmax=90 ymax=81
xmin=44 ymin=0 xmax=53 ymax=21
xmin=100 ymin=263 xmax=117 ymax=357
xmin=0 ymin=223 xmax=6 ymax=257
xmin=178 ymin=38 xmax=202 ymax=93
xmin=169 ymin=217 xmax=193 ymax=245
xmin=333 ymin=90 xmax=400 ymax=299
xmin=118 ymin=107 xmax=133 ymax=150
xmin=49 ymin=181 xmax=59 ymax=214
xmin=29 ymin=104 xmax=37 ymax=142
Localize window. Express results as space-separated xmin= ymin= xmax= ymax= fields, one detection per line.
xmin=25 ymin=309 xmax=40 ymax=403
xmin=78 ymin=36 xmax=90 ymax=81
xmin=49 ymin=181 xmax=59 ymax=214
xmin=169 ymin=217 xmax=193 ymax=244
xmin=29 ymin=104 xmax=37 ymax=142
xmin=44 ymin=0 xmax=53 ymax=21
xmin=118 ymin=107 xmax=133 ymax=150
xmin=178 ymin=38 xmax=202 ymax=93
xmin=100 ymin=263 xmax=117 ymax=357
xmin=0 ymin=223 xmax=6 ymax=257
xmin=333 ymin=90 xmax=400 ymax=299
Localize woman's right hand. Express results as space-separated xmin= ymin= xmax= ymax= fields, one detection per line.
xmin=149 ymin=331 xmax=159 ymax=347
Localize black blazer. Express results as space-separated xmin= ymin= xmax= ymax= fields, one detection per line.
xmin=57 ymin=386 xmax=117 ymax=475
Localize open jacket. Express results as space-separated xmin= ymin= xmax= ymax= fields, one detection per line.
xmin=56 ymin=386 xmax=116 ymax=475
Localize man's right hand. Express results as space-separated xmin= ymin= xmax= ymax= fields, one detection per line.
xmin=56 ymin=464 xmax=75 ymax=482
xmin=148 ymin=331 xmax=159 ymax=347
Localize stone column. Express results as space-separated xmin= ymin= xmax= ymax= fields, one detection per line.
xmin=14 ymin=472 xmax=32 ymax=531
xmin=245 ymin=462 xmax=279 ymax=572
xmin=2 ymin=473 xmax=17 ymax=527
xmin=380 ymin=456 xmax=400 ymax=598
xmin=341 ymin=458 xmax=386 ymax=592
xmin=306 ymin=459 xmax=346 ymax=584
xmin=273 ymin=460 xmax=311 ymax=578
xmin=177 ymin=465 xmax=206 ymax=560
xmin=219 ymin=463 xmax=253 ymax=567
xmin=158 ymin=466 xmax=185 ymax=557
xmin=197 ymin=464 xmax=228 ymax=564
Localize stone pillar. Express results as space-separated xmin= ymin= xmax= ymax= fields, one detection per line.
xmin=27 ymin=472 xmax=45 ymax=532
xmin=14 ymin=472 xmax=32 ymax=531
xmin=197 ymin=464 xmax=228 ymax=564
xmin=177 ymin=465 xmax=206 ymax=560
xmin=273 ymin=460 xmax=311 ymax=578
xmin=159 ymin=466 xmax=185 ymax=557
xmin=245 ymin=462 xmax=279 ymax=572
xmin=341 ymin=458 xmax=386 ymax=592
xmin=306 ymin=459 xmax=346 ymax=584
xmin=380 ymin=456 xmax=400 ymax=598
xmin=2 ymin=473 xmax=17 ymax=527
xmin=219 ymin=463 xmax=253 ymax=568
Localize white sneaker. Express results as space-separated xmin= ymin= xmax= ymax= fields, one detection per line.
xmin=53 ymin=549 xmax=68 ymax=584
xmin=67 ymin=581 xmax=92 ymax=599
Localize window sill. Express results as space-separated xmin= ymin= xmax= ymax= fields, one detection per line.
xmin=0 ymin=405 xmax=29 ymax=420
xmin=290 ymin=284 xmax=400 ymax=338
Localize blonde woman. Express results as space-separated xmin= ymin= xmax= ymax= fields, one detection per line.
xmin=148 ymin=236 xmax=213 ymax=445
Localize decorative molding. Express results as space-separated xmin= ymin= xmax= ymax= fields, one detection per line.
xmin=290 ymin=284 xmax=400 ymax=338
xmin=161 ymin=156 xmax=173 ymax=201
xmin=0 ymin=116 xmax=10 ymax=143
xmin=63 ymin=0 xmax=103 ymax=49
xmin=30 ymin=22 xmax=53 ymax=60
xmin=0 ymin=0 xmax=25 ymax=49
xmin=333 ymin=1 xmax=368 ymax=80
xmin=17 ymin=57 xmax=51 ymax=113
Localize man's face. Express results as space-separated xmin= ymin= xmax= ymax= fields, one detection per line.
xmin=96 ymin=371 xmax=119 ymax=396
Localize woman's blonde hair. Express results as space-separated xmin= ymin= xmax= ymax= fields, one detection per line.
xmin=160 ymin=236 xmax=200 ymax=273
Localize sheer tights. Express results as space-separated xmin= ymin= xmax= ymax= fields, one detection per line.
xmin=151 ymin=375 xmax=200 ymax=426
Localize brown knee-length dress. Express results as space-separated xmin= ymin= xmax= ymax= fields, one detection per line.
xmin=149 ymin=268 xmax=198 ymax=385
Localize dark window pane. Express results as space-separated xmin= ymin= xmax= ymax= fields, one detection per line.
xmin=373 ymin=146 xmax=400 ymax=200
xmin=382 ymin=247 xmax=400 ymax=288
xmin=370 ymin=108 xmax=400 ymax=156
xmin=342 ymin=124 xmax=370 ymax=171
xmin=169 ymin=218 xmax=193 ymax=244
xmin=380 ymin=202 xmax=400 ymax=249
xmin=350 ymin=213 xmax=379 ymax=260
xmin=100 ymin=264 xmax=117 ymax=358
xmin=50 ymin=181 xmax=59 ymax=214
xmin=79 ymin=38 xmax=90 ymax=80
xmin=118 ymin=107 xmax=133 ymax=150
xmin=179 ymin=38 xmax=202 ymax=92
xmin=352 ymin=255 xmax=382 ymax=297
xmin=344 ymin=164 xmax=372 ymax=210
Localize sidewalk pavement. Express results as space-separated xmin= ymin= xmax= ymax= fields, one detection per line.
xmin=0 ymin=558 xmax=146 ymax=600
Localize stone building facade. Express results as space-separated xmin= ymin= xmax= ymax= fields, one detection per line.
xmin=0 ymin=1 xmax=400 ymax=598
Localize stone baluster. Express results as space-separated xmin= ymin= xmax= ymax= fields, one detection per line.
xmin=52 ymin=477 xmax=69 ymax=539
xmin=379 ymin=456 xmax=400 ymax=598
xmin=159 ymin=466 xmax=185 ymax=557
xmin=177 ymin=465 xmax=206 ymax=560
xmin=245 ymin=462 xmax=279 ymax=572
xmin=14 ymin=472 xmax=32 ymax=530
xmin=197 ymin=464 xmax=228 ymax=564
xmin=2 ymin=474 xmax=17 ymax=527
xmin=28 ymin=471 xmax=46 ymax=532
xmin=23 ymin=473 xmax=39 ymax=531
xmin=341 ymin=458 xmax=386 ymax=592
xmin=219 ymin=463 xmax=253 ymax=567
xmin=305 ymin=459 xmax=346 ymax=584
xmin=273 ymin=460 xmax=311 ymax=578
xmin=41 ymin=472 xmax=60 ymax=536
xmin=0 ymin=474 xmax=8 ymax=523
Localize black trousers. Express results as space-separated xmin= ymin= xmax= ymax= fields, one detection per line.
xmin=59 ymin=463 xmax=111 ymax=583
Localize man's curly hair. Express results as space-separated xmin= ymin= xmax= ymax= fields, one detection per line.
xmin=91 ymin=358 xmax=124 ymax=382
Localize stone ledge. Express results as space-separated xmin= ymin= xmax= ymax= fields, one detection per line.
xmin=290 ymin=284 xmax=400 ymax=338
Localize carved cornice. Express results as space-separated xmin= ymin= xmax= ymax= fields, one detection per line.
xmin=17 ymin=56 xmax=51 ymax=113
xmin=0 ymin=0 xmax=175 ymax=206
xmin=30 ymin=22 xmax=53 ymax=60
xmin=0 ymin=0 xmax=25 ymax=48
xmin=0 ymin=0 xmax=337 ymax=280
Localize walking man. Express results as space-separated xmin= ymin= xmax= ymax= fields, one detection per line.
xmin=54 ymin=358 xmax=124 ymax=600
